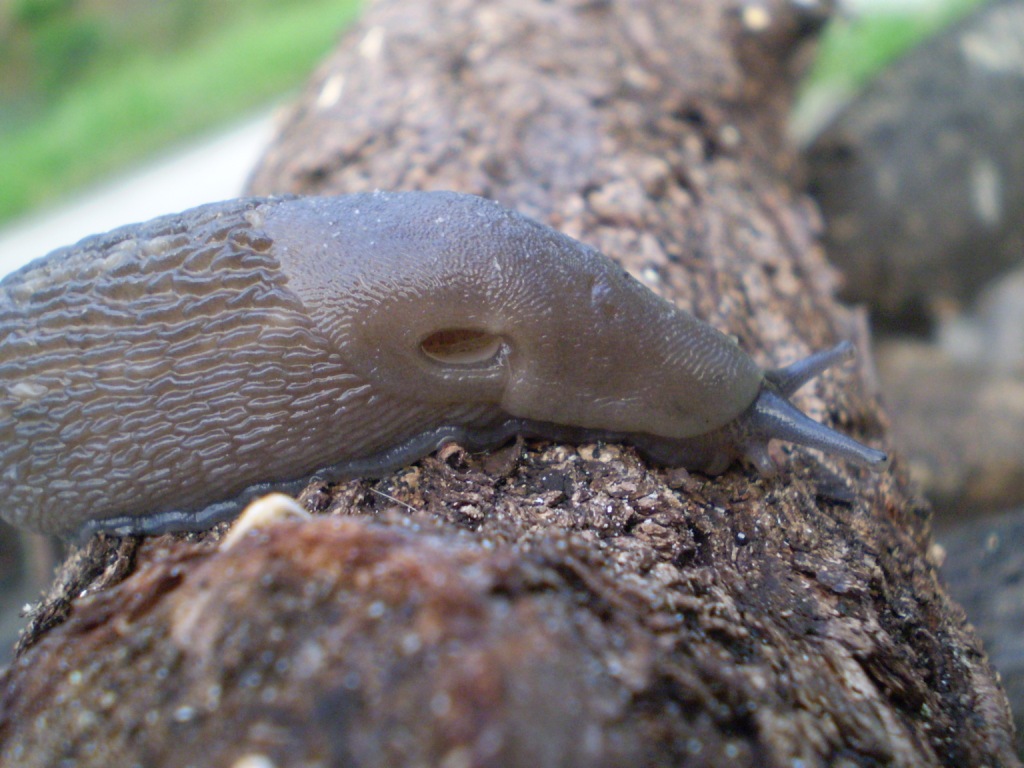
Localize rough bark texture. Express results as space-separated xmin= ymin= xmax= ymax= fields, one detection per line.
xmin=1 ymin=0 xmax=1019 ymax=766
xmin=939 ymin=506 xmax=1024 ymax=757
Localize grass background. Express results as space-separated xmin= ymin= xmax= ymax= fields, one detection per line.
xmin=792 ymin=0 xmax=988 ymax=142
xmin=0 ymin=0 xmax=990 ymax=226
xmin=0 ymin=0 xmax=362 ymax=225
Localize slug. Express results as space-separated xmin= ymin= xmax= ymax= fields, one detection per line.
xmin=0 ymin=191 xmax=887 ymax=540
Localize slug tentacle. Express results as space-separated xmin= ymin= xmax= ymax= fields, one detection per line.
xmin=734 ymin=344 xmax=889 ymax=473
xmin=766 ymin=341 xmax=856 ymax=397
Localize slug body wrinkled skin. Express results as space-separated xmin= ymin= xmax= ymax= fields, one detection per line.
xmin=0 ymin=191 xmax=887 ymax=539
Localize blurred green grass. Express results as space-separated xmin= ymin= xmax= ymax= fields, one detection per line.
xmin=792 ymin=0 xmax=988 ymax=143
xmin=0 ymin=0 xmax=361 ymax=225
xmin=0 ymin=0 xmax=993 ymax=224
xmin=812 ymin=0 xmax=983 ymax=88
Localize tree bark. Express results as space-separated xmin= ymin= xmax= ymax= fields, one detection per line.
xmin=1 ymin=0 xmax=1018 ymax=766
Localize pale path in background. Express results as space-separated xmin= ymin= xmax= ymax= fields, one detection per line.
xmin=0 ymin=110 xmax=277 ymax=278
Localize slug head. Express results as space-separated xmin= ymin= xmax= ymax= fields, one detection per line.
xmin=261 ymin=191 xmax=765 ymax=440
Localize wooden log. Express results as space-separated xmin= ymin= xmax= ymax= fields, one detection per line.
xmin=1 ymin=0 xmax=1018 ymax=765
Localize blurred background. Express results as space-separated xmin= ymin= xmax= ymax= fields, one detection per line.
xmin=799 ymin=3 xmax=1024 ymax=751
xmin=0 ymin=0 xmax=362 ymax=274
xmin=0 ymin=0 xmax=1021 ymax=750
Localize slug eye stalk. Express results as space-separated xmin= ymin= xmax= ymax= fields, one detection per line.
xmin=744 ymin=342 xmax=889 ymax=474
xmin=767 ymin=341 xmax=857 ymax=398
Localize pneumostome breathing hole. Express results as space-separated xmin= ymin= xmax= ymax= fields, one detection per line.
xmin=420 ymin=329 xmax=504 ymax=365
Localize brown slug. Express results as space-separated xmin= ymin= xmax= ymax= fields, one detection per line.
xmin=0 ymin=191 xmax=887 ymax=540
